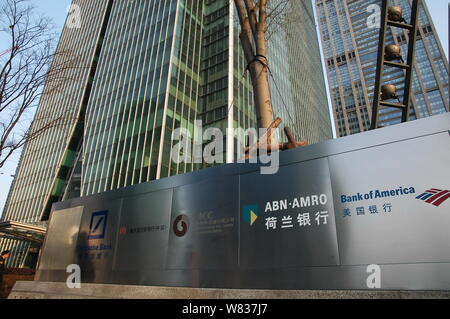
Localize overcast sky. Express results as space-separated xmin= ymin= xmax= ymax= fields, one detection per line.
xmin=0 ymin=0 xmax=449 ymax=213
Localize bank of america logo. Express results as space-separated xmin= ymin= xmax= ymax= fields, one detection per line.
xmin=243 ymin=205 xmax=259 ymax=226
xmin=88 ymin=211 xmax=109 ymax=239
xmin=416 ymin=189 xmax=450 ymax=207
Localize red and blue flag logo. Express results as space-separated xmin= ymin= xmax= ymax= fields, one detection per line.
xmin=416 ymin=189 xmax=450 ymax=207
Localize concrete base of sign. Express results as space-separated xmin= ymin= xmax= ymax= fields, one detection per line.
xmin=7 ymin=281 xmax=450 ymax=299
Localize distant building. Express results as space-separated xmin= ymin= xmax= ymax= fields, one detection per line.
xmin=316 ymin=0 xmax=449 ymax=137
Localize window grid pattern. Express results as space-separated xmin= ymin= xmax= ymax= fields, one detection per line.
xmin=316 ymin=0 xmax=449 ymax=138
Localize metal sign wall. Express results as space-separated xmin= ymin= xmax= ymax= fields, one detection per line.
xmin=36 ymin=114 xmax=450 ymax=290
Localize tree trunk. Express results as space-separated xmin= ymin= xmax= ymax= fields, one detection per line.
xmin=249 ymin=57 xmax=274 ymax=130
xmin=234 ymin=0 xmax=275 ymax=131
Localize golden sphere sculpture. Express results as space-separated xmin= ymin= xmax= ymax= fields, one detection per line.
xmin=385 ymin=44 xmax=402 ymax=61
xmin=388 ymin=6 xmax=404 ymax=22
xmin=381 ymin=84 xmax=398 ymax=101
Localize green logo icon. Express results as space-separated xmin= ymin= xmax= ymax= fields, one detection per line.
xmin=244 ymin=205 xmax=259 ymax=226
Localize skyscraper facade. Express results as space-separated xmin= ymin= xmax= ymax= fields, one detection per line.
xmin=1 ymin=0 xmax=331 ymax=267
xmin=316 ymin=0 xmax=449 ymax=137
xmin=0 ymin=0 xmax=112 ymax=267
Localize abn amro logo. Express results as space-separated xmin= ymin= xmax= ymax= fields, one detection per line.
xmin=416 ymin=188 xmax=450 ymax=207
xmin=88 ymin=211 xmax=109 ymax=240
xmin=243 ymin=205 xmax=259 ymax=226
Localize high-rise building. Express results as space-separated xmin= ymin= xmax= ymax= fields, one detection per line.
xmin=0 ymin=0 xmax=331 ymax=267
xmin=316 ymin=0 xmax=449 ymax=137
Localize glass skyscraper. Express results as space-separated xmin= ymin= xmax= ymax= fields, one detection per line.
xmin=316 ymin=0 xmax=449 ymax=137
xmin=1 ymin=0 xmax=331 ymax=267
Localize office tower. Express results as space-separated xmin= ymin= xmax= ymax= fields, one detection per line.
xmin=316 ymin=0 xmax=449 ymax=137
xmin=1 ymin=0 xmax=331 ymax=267
xmin=0 ymin=1 xmax=111 ymax=267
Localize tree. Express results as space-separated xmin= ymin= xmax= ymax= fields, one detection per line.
xmin=234 ymin=0 xmax=275 ymax=131
xmin=0 ymin=0 xmax=71 ymax=169
xmin=234 ymin=0 xmax=310 ymax=148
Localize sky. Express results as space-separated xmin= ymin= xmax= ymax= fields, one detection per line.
xmin=0 ymin=0 xmax=449 ymax=213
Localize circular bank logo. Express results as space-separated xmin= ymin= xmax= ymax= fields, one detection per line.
xmin=173 ymin=214 xmax=189 ymax=237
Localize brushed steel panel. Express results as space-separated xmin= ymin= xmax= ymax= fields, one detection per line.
xmin=239 ymin=158 xmax=340 ymax=268
xmin=74 ymin=198 xmax=123 ymax=282
xmin=330 ymin=132 xmax=450 ymax=265
xmin=36 ymin=115 xmax=450 ymax=290
xmin=167 ymin=177 xmax=239 ymax=271
xmin=38 ymin=206 xmax=84 ymax=270
xmin=113 ymin=189 xmax=172 ymax=271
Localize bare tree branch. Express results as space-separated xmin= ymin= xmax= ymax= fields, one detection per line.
xmin=0 ymin=0 xmax=78 ymax=169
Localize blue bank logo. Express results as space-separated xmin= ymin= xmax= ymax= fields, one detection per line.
xmin=88 ymin=211 xmax=109 ymax=240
